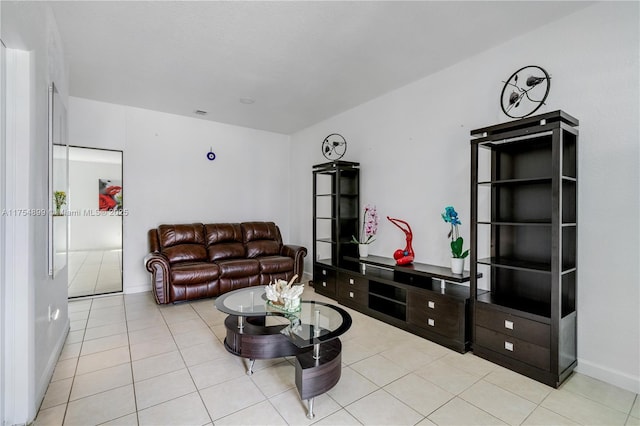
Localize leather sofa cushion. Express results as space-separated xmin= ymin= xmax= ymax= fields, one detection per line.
xmin=164 ymin=245 xmax=208 ymax=264
xmin=258 ymin=256 xmax=294 ymax=274
xmin=159 ymin=224 xmax=207 ymax=263
xmin=205 ymin=223 xmax=246 ymax=261
xmin=246 ymin=240 xmax=280 ymax=258
xmin=159 ymin=224 xmax=205 ymax=247
xmin=217 ymin=259 xmax=260 ymax=278
xmin=243 ymin=222 xmax=282 ymax=258
xmin=171 ymin=262 xmax=219 ymax=285
xmin=207 ymin=243 xmax=246 ymax=262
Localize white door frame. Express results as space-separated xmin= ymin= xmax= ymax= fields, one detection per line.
xmin=2 ymin=47 xmax=34 ymax=426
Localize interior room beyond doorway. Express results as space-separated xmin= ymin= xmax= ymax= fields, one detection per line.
xmin=67 ymin=146 xmax=123 ymax=298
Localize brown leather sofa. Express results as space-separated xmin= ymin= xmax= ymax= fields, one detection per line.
xmin=144 ymin=222 xmax=307 ymax=304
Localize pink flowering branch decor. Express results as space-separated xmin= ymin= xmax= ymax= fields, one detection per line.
xmin=352 ymin=204 xmax=378 ymax=257
xmin=352 ymin=204 xmax=379 ymax=245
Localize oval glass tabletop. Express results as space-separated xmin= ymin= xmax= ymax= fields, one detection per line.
xmin=215 ymin=286 xmax=352 ymax=347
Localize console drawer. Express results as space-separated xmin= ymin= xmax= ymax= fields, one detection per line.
xmin=339 ymin=272 xmax=368 ymax=291
xmin=475 ymin=326 xmax=550 ymax=371
xmin=409 ymin=290 xmax=459 ymax=315
xmin=313 ymin=265 xmax=336 ymax=297
xmin=337 ymin=283 xmax=368 ymax=306
xmin=407 ymin=291 xmax=462 ymax=338
xmin=475 ymin=303 xmax=549 ymax=348
xmin=336 ymin=271 xmax=368 ymax=307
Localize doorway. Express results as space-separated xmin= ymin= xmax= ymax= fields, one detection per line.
xmin=67 ymin=146 xmax=123 ymax=298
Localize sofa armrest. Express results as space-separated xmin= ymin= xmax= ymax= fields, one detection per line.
xmin=148 ymin=228 xmax=161 ymax=253
xmin=281 ymin=244 xmax=307 ymax=282
xmin=144 ymin=252 xmax=172 ymax=304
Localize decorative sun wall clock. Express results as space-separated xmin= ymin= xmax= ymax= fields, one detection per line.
xmin=500 ymin=65 xmax=551 ymax=118
xmin=321 ymin=133 xmax=347 ymax=160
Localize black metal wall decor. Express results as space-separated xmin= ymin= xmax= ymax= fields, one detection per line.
xmin=321 ymin=133 xmax=347 ymax=160
xmin=500 ymin=65 xmax=551 ymax=118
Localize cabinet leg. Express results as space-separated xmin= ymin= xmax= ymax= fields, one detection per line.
xmin=306 ymin=397 xmax=315 ymax=419
xmin=246 ymin=358 xmax=255 ymax=375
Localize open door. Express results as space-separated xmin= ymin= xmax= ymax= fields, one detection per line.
xmin=67 ymin=146 xmax=123 ymax=298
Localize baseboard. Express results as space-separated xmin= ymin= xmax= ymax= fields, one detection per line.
xmin=576 ymin=357 xmax=640 ymax=394
xmin=302 ymin=271 xmax=312 ymax=283
xmin=34 ymin=318 xmax=70 ymax=421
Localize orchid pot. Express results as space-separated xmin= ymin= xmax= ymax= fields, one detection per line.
xmin=451 ymin=257 xmax=465 ymax=274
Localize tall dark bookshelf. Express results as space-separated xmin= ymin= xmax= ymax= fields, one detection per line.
xmin=470 ymin=110 xmax=578 ymax=387
xmin=312 ymin=161 xmax=360 ymax=298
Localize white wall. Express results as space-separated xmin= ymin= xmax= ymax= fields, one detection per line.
xmin=1 ymin=2 xmax=70 ymax=424
xmin=0 ymin=5 xmax=6 ymax=421
xmin=290 ymin=2 xmax=639 ymax=393
xmin=69 ymin=159 xmax=123 ymax=250
xmin=69 ymin=98 xmax=293 ymax=293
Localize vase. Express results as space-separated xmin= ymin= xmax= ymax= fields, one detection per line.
xmin=283 ymin=296 xmax=301 ymax=312
xmin=358 ymin=243 xmax=369 ymax=258
xmin=451 ymin=257 xmax=464 ymax=274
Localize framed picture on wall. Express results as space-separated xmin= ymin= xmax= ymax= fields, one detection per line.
xmin=98 ymin=179 xmax=123 ymax=211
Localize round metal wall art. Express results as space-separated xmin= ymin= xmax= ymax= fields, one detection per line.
xmin=500 ymin=65 xmax=551 ymax=118
xmin=321 ymin=134 xmax=347 ymax=161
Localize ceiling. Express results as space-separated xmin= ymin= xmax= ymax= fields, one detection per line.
xmin=49 ymin=1 xmax=592 ymax=134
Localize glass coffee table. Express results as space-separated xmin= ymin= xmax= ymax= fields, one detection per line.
xmin=215 ymin=286 xmax=352 ymax=419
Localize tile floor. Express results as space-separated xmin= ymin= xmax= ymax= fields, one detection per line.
xmin=68 ymin=250 xmax=123 ymax=298
xmin=36 ymin=284 xmax=639 ymax=426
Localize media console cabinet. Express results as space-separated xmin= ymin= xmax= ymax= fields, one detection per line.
xmin=314 ymin=255 xmax=484 ymax=353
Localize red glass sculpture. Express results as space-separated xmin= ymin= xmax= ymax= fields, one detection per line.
xmin=387 ymin=216 xmax=415 ymax=265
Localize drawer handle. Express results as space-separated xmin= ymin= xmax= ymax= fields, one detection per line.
xmin=322 ymin=281 xmax=327 ymax=287
xmin=504 ymin=320 xmax=514 ymax=330
xmin=349 ymin=291 xmax=354 ymax=298
xmin=349 ymin=278 xmax=354 ymax=285
xmin=322 ymin=270 xmax=327 ymax=276
xmin=428 ymin=301 xmax=435 ymax=309
xmin=504 ymin=341 xmax=514 ymax=351
xmin=428 ymin=318 xmax=435 ymax=327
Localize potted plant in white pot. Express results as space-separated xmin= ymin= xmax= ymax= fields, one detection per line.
xmin=441 ymin=206 xmax=469 ymax=274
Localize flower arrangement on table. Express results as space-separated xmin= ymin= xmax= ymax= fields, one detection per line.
xmin=351 ymin=204 xmax=379 ymax=245
xmin=265 ymin=275 xmax=304 ymax=312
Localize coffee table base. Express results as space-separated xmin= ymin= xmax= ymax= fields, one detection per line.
xmin=223 ymin=315 xmax=343 ymax=418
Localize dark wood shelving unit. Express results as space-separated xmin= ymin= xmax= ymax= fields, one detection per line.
xmin=310 ymin=159 xmax=484 ymax=353
xmin=470 ymin=110 xmax=578 ymax=387
xmin=312 ymin=161 xmax=360 ymax=298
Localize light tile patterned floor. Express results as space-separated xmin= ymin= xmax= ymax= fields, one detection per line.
xmin=36 ymin=284 xmax=639 ymax=426
xmin=68 ymin=250 xmax=122 ymax=298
